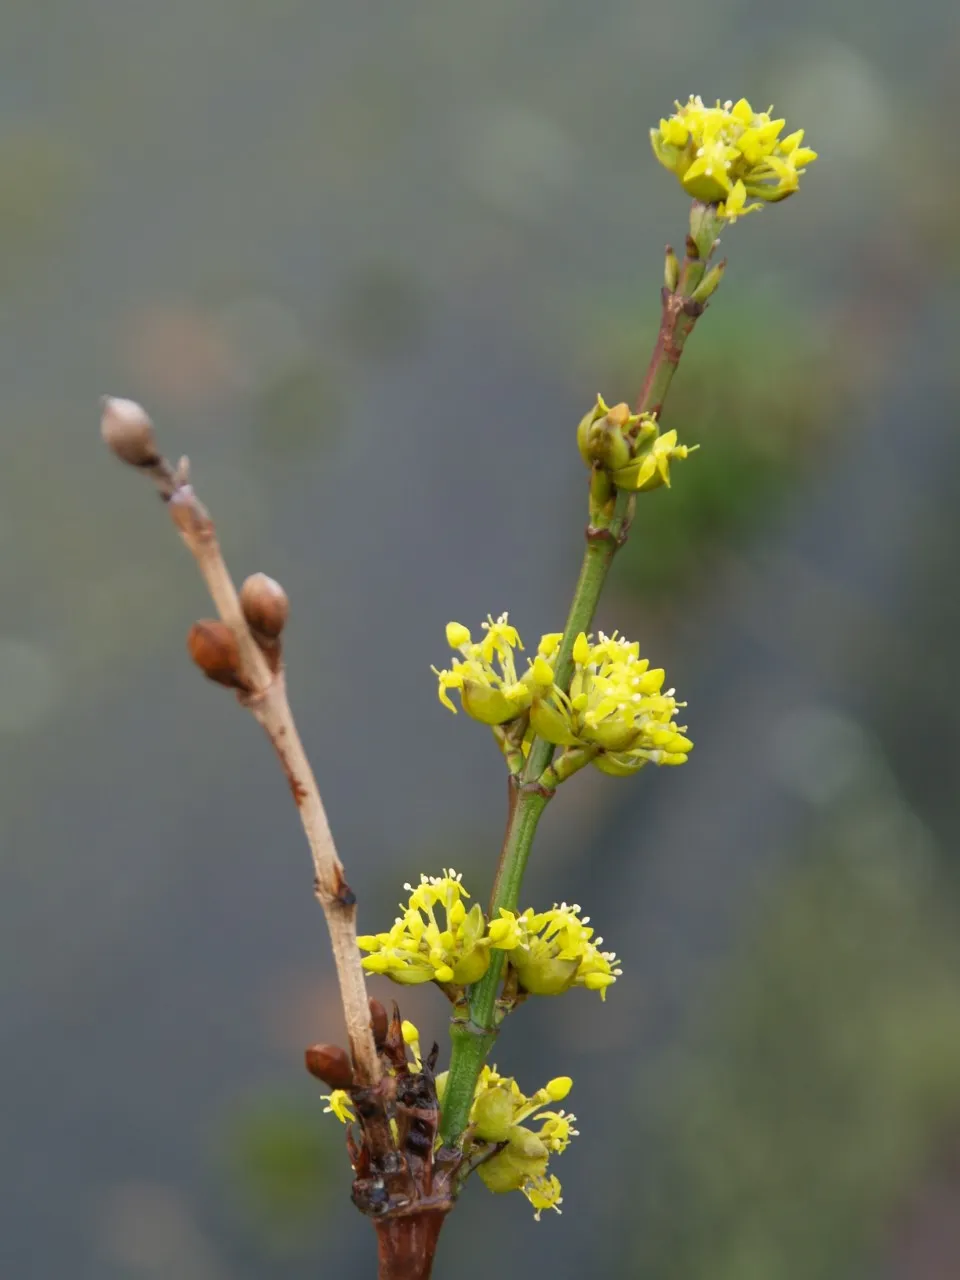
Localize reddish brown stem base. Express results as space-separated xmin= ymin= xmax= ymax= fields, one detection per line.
xmin=374 ymin=1208 xmax=450 ymax=1280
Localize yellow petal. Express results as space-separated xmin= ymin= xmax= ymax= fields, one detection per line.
xmin=732 ymin=97 xmax=754 ymax=124
xmin=531 ymin=656 xmax=555 ymax=686
xmin=572 ymin=632 xmax=592 ymax=666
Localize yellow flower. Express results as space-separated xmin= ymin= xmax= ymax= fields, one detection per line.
xmin=610 ymin=427 xmax=699 ymax=493
xmin=322 ymin=1090 xmax=356 ymax=1123
xmin=524 ymin=1174 xmax=564 ymax=1220
xmin=489 ymin=901 xmax=622 ymax=999
xmin=357 ymin=870 xmax=493 ymax=987
xmin=530 ymin=630 xmax=693 ymax=773
xmin=434 ymin=613 xmax=535 ymax=724
xmin=472 ymin=1064 xmax=578 ymax=1216
xmin=577 ymin=398 xmax=696 ymax=494
xmin=650 ymin=96 xmax=817 ymax=219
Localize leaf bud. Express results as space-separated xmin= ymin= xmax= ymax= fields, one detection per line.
xmin=186 ymin=620 xmax=245 ymax=689
xmin=304 ymin=1043 xmax=355 ymax=1090
xmin=240 ymin=573 xmax=290 ymax=640
xmin=100 ymin=396 xmax=160 ymax=468
xmin=368 ymin=997 xmax=389 ymax=1048
xmin=691 ymin=258 xmax=727 ymax=304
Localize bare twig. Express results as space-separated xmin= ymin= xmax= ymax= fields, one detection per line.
xmin=100 ymin=396 xmax=380 ymax=1086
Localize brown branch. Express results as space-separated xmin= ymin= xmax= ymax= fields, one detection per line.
xmin=100 ymin=396 xmax=380 ymax=1086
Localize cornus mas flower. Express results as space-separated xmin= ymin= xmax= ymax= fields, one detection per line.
xmin=489 ymin=901 xmax=622 ymax=998
xmin=437 ymin=1064 xmax=578 ymax=1218
xmin=357 ymin=870 xmax=492 ymax=986
xmin=322 ymin=1090 xmax=356 ymax=1123
xmin=612 ymin=427 xmax=697 ymax=492
xmin=650 ymin=95 xmax=817 ymax=220
xmin=577 ymin=397 xmax=698 ymax=493
xmin=530 ymin=630 xmax=692 ymax=774
xmin=434 ymin=614 xmax=535 ymax=724
xmin=358 ymin=873 xmax=620 ymax=999
xmin=435 ymin=619 xmax=691 ymax=775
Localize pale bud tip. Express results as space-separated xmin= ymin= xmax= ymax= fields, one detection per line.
xmin=100 ymin=396 xmax=160 ymax=468
xmin=240 ymin=572 xmax=290 ymax=639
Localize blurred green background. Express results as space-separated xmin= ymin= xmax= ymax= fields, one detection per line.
xmin=2 ymin=2 xmax=960 ymax=1277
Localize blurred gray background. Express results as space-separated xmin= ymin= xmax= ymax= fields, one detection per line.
xmin=2 ymin=2 xmax=960 ymax=1277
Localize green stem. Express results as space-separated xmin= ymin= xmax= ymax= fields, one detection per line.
xmin=636 ymin=205 xmax=719 ymax=418
xmin=439 ymin=495 xmax=631 ymax=1146
xmin=440 ymin=780 xmax=549 ymax=1144
xmin=439 ymin=205 xmax=716 ymax=1149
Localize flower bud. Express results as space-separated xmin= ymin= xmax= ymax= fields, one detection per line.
xmin=100 ymin=396 xmax=160 ymax=468
xmin=304 ymin=1043 xmax=355 ymax=1089
xmin=545 ymin=1076 xmax=573 ymax=1102
xmin=445 ymin=622 xmax=471 ymax=648
xmin=240 ymin=573 xmax=289 ymax=640
xmin=186 ymin=620 xmax=245 ymax=689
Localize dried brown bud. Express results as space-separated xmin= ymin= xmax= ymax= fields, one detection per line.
xmin=369 ymin=998 xmax=389 ymax=1049
xmin=186 ymin=620 xmax=244 ymax=689
xmin=240 ymin=573 xmax=290 ymax=640
xmin=100 ymin=396 xmax=160 ymax=468
xmin=305 ymin=1043 xmax=355 ymax=1089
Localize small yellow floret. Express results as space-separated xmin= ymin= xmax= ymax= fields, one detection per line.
xmin=322 ymin=1090 xmax=356 ymax=1123
xmin=359 ymin=870 xmax=493 ymax=988
xmin=433 ymin=612 xmax=535 ymax=724
xmin=490 ymin=901 xmax=622 ymax=999
xmin=529 ymin=629 xmax=692 ymax=774
xmin=650 ymin=95 xmax=816 ymax=219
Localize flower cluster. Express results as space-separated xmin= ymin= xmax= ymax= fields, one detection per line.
xmin=357 ymin=871 xmax=492 ymax=987
xmin=531 ymin=630 xmax=692 ymax=774
xmin=650 ymin=95 xmax=817 ymax=220
xmin=577 ymin=396 xmax=698 ymax=493
xmin=434 ymin=614 xmax=533 ymax=724
xmin=489 ymin=901 xmax=621 ymax=999
xmin=435 ymin=618 xmax=691 ymax=775
xmin=359 ymin=873 xmax=621 ymax=1001
xmin=440 ymin=1064 xmax=578 ymax=1218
